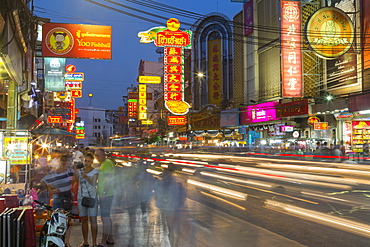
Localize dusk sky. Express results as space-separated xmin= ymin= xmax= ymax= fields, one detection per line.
xmin=33 ymin=0 xmax=242 ymax=110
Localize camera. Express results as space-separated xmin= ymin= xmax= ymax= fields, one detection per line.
xmin=76 ymin=162 xmax=84 ymax=169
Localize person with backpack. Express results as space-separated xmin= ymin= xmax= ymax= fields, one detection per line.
xmin=154 ymin=163 xmax=186 ymax=247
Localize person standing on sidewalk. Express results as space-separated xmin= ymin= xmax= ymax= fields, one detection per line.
xmin=41 ymin=154 xmax=74 ymax=247
xmin=95 ymin=149 xmax=115 ymax=246
xmin=75 ymin=153 xmax=99 ymax=247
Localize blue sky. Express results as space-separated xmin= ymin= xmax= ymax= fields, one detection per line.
xmin=34 ymin=0 xmax=242 ymax=110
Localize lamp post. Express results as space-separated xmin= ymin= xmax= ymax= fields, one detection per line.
xmin=88 ymin=93 xmax=93 ymax=106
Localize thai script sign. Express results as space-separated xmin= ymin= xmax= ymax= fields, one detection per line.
xmin=42 ymin=23 xmax=112 ymax=59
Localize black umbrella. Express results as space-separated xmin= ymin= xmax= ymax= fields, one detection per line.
xmin=31 ymin=127 xmax=76 ymax=136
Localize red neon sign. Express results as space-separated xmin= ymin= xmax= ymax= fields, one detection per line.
xmin=48 ymin=116 xmax=62 ymax=123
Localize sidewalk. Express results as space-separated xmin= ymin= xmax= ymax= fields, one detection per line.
xmin=69 ymin=199 xmax=306 ymax=247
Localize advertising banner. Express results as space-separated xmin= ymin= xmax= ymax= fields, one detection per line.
xmin=42 ymin=23 xmax=112 ymax=59
xmin=243 ymin=0 xmax=254 ymax=36
xmin=220 ymin=109 xmax=239 ymax=127
xmin=314 ymin=122 xmax=329 ymax=130
xmin=3 ymin=137 xmax=30 ymax=165
xmin=276 ymin=99 xmax=309 ymax=118
xmin=240 ymin=101 xmax=280 ymax=124
xmin=208 ymin=39 xmax=222 ymax=106
xmin=44 ymin=57 xmax=66 ymax=91
xmin=281 ymin=1 xmax=302 ymax=97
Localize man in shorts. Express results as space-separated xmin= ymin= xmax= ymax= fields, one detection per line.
xmin=95 ymin=149 xmax=115 ymax=246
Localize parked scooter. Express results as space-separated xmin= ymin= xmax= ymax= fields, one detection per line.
xmin=34 ymin=200 xmax=78 ymax=247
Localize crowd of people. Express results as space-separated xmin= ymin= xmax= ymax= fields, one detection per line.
xmin=30 ymin=147 xmax=187 ymax=247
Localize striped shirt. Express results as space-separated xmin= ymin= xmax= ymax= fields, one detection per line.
xmin=41 ymin=168 xmax=74 ymax=193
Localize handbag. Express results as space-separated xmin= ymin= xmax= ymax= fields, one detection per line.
xmin=80 ymin=171 xmax=96 ymax=208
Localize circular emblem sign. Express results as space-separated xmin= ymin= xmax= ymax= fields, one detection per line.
xmin=306 ymin=7 xmax=354 ymax=59
xmin=45 ymin=27 xmax=74 ymax=55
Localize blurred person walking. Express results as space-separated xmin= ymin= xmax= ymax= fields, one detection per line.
xmin=155 ymin=163 xmax=187 ymax=247
xmin=41 ymin=154 xmax=74 ymax=247
xmin=75 ymin=153 xmax=99 ymax=247
xmin=94 ymin=149 xmax=115 ymax=247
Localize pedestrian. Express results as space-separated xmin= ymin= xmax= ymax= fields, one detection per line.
xmin=154 ymin=163 xmax=186 ymax=247
xmin=41 ymin=154 xmax=74 ymax=247
xmin=75 ymin=153 xmax=99 ymax=247
xmin=94 ymin=149 xmax=115 ymax=247
xmin=137 ymin=158 xmax=156 ymax=215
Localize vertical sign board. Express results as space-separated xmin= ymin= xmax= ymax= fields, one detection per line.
xmin=44 ymin=57 xmax=66 ymax=91
xmin=128 ymin=99 xmax=138 ymax=118
xmin=281 ymin=1 xmax=302 ymax=97
xmin=138 ymin=84 xmax=147 ymax=120
xmin=138 ymin=18 xmax=191 ymax=117
xmin=208 ymin=39 xmax=222 ymax=106
xmin=3 ymin=137 xmax=30 ymax=165
xmin=243 ymin=0 xmax=254 ymax=36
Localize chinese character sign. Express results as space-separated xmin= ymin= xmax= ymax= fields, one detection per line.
xmin=281 ymin=1 xmax=302 ymax=98
xmin=208 ymin=39 xmax=222 ymax=106
xmin=138 ymin=18 xmax=191 ymax=116
xmin=138 ymin=84 xmax=147 ymax=120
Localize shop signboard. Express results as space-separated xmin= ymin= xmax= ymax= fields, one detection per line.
xmin=139 ymin=18 xmax=191 ymax=116
xmin=220 ymin=109 xmax=239 ymax=127
xmin=71 ymin=90 xmax=82 ymax=98
xmin=47 ymin=116 xmax=62 ymax=124
xmin=65 ymin=81 xmax=82 ymax=89
xmin=168 ymin=116 xmax=186 ymax=125
xmin=44 ymin=57 xmax=66 ymax=92
xmin=3 ymin=137 xmax=30 ymax=165
xmin=240 ymin=101 xmax=280 ymax=124
xmin=138 ymin=76 xmax=161 ymax=84
xmin=243 ymin=0 xmax=254 ymax=36
xmin=307 ymin=116 xmax=320 ymax=126
xmin=65 ymin=72 xmax=84 ymax=81
xmin=281 ymin=1 xmax=302 ymax=97
xmin=208 ymin=39 xmax=222 ymax=106
xmin=138 ymin=84 xmax=147 ymax=120
xmin=142 ymin=120 xmax=153 ymax=125
xmin=276 ymin=99 xmax=309 ymax=118
xmin=334 ymin=112 xmax=354 ymax=121
xmin=42 ymin=23 xmax=112 ymax=59
xmin=314 ymin=122 xmax=329 ymax=130
xmin=280 ymin=125 xmax=294 ymax=132
xmin=307 ymin=7 xmax=354 ymax=59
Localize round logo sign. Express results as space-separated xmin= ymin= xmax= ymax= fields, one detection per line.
xmin=307 ymin=116 xmax=320 ymax=126
xmin=293 ymin=131 xmax=300 ymax=138
xmin=306 ymin=7 xmax=354 ymax=59
xmin=45 ymin=27 xmax=74 ymax=55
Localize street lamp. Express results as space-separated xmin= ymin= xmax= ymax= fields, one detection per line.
xmin=88 ymin=93 xmax=93 ymax=106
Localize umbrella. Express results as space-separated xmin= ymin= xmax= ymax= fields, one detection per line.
xmin=31 ymin=127 xmax=76 ymax=136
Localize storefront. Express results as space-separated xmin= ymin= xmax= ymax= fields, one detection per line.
xmin=240 ymin=101 xmax=281 ymax=146
xmin=335 ymin=111 xmax=370 ymax=153
xmin=190 ymin=105 xmax=221 ymax=145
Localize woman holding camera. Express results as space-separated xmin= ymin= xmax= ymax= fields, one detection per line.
xmin=75 ymin=153 xmax=99 ymax=247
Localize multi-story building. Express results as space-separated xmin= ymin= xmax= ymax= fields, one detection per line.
xmin=78 ymin=106 xmax=114 ymax=147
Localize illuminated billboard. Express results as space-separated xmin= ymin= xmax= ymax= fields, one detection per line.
xmin=42 ymin=23 xmax=112 ymax=59
xmin=44 ymin=57 xmax=66 ymax=92
xmin=138 ymin=18 xmax=191 ymax=116
xmin=281 ymin=1 xmax=302 ymax=98
xmin=208 ymin=39 xmax=222 ymax=105
xmin=306 ymin=7 xmax=354 ymax=59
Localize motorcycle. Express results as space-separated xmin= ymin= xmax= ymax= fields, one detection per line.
xmin=34 ymin=200 xmax=78 ymax=247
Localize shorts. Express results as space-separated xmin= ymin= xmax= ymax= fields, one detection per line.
xmin=52 ymin=192 xmax=72 ymax=211
xmin=99 ymin=196 xmax=113 ymax=217
xmin=78 ymin=198 xmax=98 ymax=217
